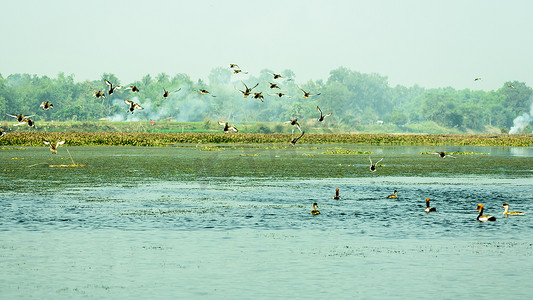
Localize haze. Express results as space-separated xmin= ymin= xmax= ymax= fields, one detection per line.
xmin=1 ymin=0 xmax=532 ymax=90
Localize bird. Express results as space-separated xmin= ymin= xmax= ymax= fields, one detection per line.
xmin=285 ymin=119 xmax=302 ymax=133
xmin=424 ymin=198 xmax=436 ymax=212
xmin=105 ymin=79 xmax=122 ymax=95
xmin=218 ymin=121 xmax=238 ymax=133
xmin=93 ymin=90 xmax=106 ymax=99
xmin=501 ymin=203 xmax=525 ymax=216
xmin=270 ymin=73 xmax=283 ymax=80
xmin=43 ymin=139 xmax=65 ymax=154
xmin=436 ymin=152 xmax=456 ymax=159
xmin=298 ymin=86 xmax=321 ymax=98
xmin=474 ymin=78 xmax=482 ymax=81
xmin=508 ymin=84 xmax=515 ymax=88
xmin=270 ymin=92 xmax=291 ymax=98
xmin=40 ymin=101 xmax=53 ymax=110
xmin=290 ymin=131 xmax=305 ymax=146
xmin=476 ymin=204 xmax=496 ymax=222
xmin=229 ymin=64 xmax=240 ymax=69
xmin=236 ymin=81 xmax=258 ymax=97
xmin=233 ymin=69 xmax=248 ymax=74
xmin=195 ymin=89 xmax=216 ymax=97
xmin=369 ymin=157 xmax=383 ymax=172
xmin=268 ymin=82 xmax=280 ymax=89
xmin=126 ymin=85 xmax=140 ymax=93
xmin=124 ymin=100 xmax=143 ymax=113
xmin=7 ymin=113 xmax=34 ymax=122
xmin=333 ymin=188 xmax=341 ymax=200
xmin=252 ymin=92 xmax=264 ymax=102
xmin=310 ymin=202 xmax=320 ymax=215
xmin=163 ymin=88 xmax=181 ymax=98
xmin=14 ymin=118 xmax=35 ymax=127
xmin=0 ymin=128 xmax=6 ymax=137
xmin=317 ymin=106 xmax=332 ymax=122
xmin=386 ymin=190 xmax=398 ymax=199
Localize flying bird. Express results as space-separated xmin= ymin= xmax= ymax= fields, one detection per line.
xmin=43 ymin=139 xmax=65 ymax=154
xmin=508 ymin=84 xmax=515 ymax=88
xmin=105 ymin=79 xmax=122 ymax=95
xmin=270 ymin=92 xmax=291 ymax=98
xmin=253 ymin=92 xmax=264 ymax=102
xmin=317 ymin=106 xmax=332 ymax=122
xmin=285 ymin=119 xmax=302 ymax=133
xmin=14 ymin=118 xmax=35 ymax=128
xmin=268 ymin=82 xmax=280 ymax=89
xmin=229 ymin=64 xmax=240 ymax=69
xmin=270 ymin=73 xmax=283 ymax=80
xmin=0 ymin=128 xmax=6 ymax=137
xmin=290 ymin=131 xmax=305 ymax=146
xmin=124 ymin=100 xmax=144 ymax=113
xmin=7 ymin=113 xmax=34 ymax=122
xmin=218 ymin=121 xmax=238 ymax=133
xmin=369 ymin=157 xmax=383 ymax=172
xmin=126 ymin=85 xmax=140 ymax=93
xmin=40 ymin=101 xmax=53 ymax=110
xmin=474 ymin=78 xmax=482 ymax=81
xmin=195 ymin=89 xmax=216 ymax=97
xmin=163 ymin=88 xmax=181 ymax=98
xmin=233 ymin=69 xmax=248 ymax=74
xmin=235 ymin=81 xmax=259 ymax=97
xmin=298 ymin=86 xmax=321 ymax=98
xmin=93 ymin=90 xmax=106 ymax=99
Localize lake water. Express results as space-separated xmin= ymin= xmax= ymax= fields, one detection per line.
xmin=1 ymin=144 xmax=533 ymax=299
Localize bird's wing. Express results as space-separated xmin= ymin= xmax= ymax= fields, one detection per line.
xmin=56 ymin=141 xmax=65 ymax=147
xmin=43 ymin=140 xmax=51 ymax=146
xmin=218 ymin=121 xmax=227 ymax=126
xmin=134 ymin=103 xmax=144 ymax=110
xmin=124 ymin=100 xmax=133 ymax=105
xmin=105 ymin=80 xmax=112 ymax=86
xmin=229 ymin=125 xmax=238 ymax=132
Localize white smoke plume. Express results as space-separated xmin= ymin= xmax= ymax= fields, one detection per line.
xmin=509 ymin=98 xmax=533 ymax=134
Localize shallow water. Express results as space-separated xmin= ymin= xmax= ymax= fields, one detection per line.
xmin=1 ymin=144 xmax=532 ymax=299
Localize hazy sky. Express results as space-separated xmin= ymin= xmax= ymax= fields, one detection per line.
xmin=1 ymin=0 xmax=532 ymax=90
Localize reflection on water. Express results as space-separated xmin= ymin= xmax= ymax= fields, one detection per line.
xmin=1 ymin=145 xmax=532 ymax=298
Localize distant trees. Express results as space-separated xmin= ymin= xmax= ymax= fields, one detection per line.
xmin=0 ymin=67 xmax=531 ymax=133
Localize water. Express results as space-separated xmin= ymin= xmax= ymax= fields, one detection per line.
xmin=1 ymin=144 xmax=533 ymax=299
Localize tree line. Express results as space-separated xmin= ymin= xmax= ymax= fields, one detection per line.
xmin=1 ymin=67 xmax=531 ymax=132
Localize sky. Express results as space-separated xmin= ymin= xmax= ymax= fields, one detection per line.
xmin=1 ymin=0 xmax=532 ymax=91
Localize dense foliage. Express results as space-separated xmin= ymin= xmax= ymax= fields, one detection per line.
xmin=1 ymin=67 xmax=532 ymax=133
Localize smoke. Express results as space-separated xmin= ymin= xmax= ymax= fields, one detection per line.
xmin=509 ymin=98 xmax=533 ymax=134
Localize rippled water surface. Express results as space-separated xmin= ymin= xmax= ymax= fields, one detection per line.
xmin=1 ymin=144 xmax=533 ymax=299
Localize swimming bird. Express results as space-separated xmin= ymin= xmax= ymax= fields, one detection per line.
xmin=43 ymin=139 xmax=65 ymax=154
xmin=425 ymin=198 xmax=436 ymax=212
xmin=252 ymin=92 xmax=264 ymax=102
xmin=124 ymin=100 xmax=143 ymax=113
xmin=218 ymin=121 xmax=238 ymax=133
xmin=476 ymin=203 xmax=496 ymax=222
xmin=0 ymin=128 xmax=6 ymax=137
xmin=40 ymin=101 xmax=53 ymax=110
xmin=310 ymin=203 xmax=320 ymax=215
xmin=299 ymin=86 xmax=321 ymax=98
xmin=333 ymin=188 xmax=341 ymax=200
xmin=195 ymin=89 xmax=216 ymax=97
xmin=163 ymin=88 xmax=181 ymax=98
xmin=387 ymin=190 xmax=398 ymax=199
xmin=7 ymin=113 xmax=34 ymax=122
xmin=93 ymin=90 xmax=106 ymax=99
xmin=501 ymin=203 xmax=525 ymax=216
xmin=126 ymin=85 xmax=140 ymax=93
xmin=14 ymin=118 xmax=35 ymax=127
xmin=436 ymin=152 xmax=456 ymax=159
xmin=270 ymin=92 xmax=291 ymax=98
xmin=369 ymin=157 xmax=383 ymax=172
xmin=105 ymin=79 xmax=122 ymax=95
xmin=317 ymin=106 xmax=332 ymax=122
xmin=285 ymin=119 xmax=302 ymax=133
xmin=290 ymin=131 xmax=305 ymax=146
xmin=269 ymin=82 xmax=280 ymax=89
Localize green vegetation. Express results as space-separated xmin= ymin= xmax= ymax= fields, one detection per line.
xmin=1 ymin=67 xmax=532 ymax=134
xmin=1 ymin=132 xmax=531 ymax=147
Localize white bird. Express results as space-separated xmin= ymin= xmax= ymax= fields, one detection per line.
xmin=43 ymin=140 xmax=65 ymax=154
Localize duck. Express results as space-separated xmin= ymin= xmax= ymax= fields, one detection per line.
xmin=290 ymin=131 xmax=305 ymax=146
xmin=310 ymin=202 xmax=320 ymax=215
xmin=236 ymin=81 xmax=258 ymax=98
xmin=105 ymin=79 xmax=122 ymax=95
xmin=14 ymin=118 xmax=35 ymax=127
xmin=163 ymin=87 xmax=181 ymax=98
xmin=218 ymin=121 xmax=238 ymax=133
xmin=195 ymin=89 xmax=216 ymax=97
xmin=424 ymin=198 xmax=436 ymax=212
xmin=317 ymin=106 xmax=332 ymax=122
xmin=229 ymin=64 xmax=240 ymax=69
xmin=285 ymin=119 xmax=302 ymax=133
xmin=93 ymin=90 xmax=106 ymax=99
xmin=124 ymin=100 xmax=143 ymax=113
xmin=43 ymin=139 xmax=65 ymax=154
xmin=269 ymin=82 xmax=280 ymax=89
xmin=501 ymin=203 xmax=525 ymax=215
xmin=126 ymin=85 xmax=140 ymax=93
xmin=476 ymin=203 xmax=496 ymax=222
xmin=386 ymin=190 xmax=398 ymax=199
xmin=369 ymin=157 xmax=383 ymax=172
xmin=298 ymin=86 xmax=321 ymax=98
xmin=40 ymin=101 xmax=53 ymax=110
xmin=0 ymin=128 xmax=6 ymax=137
xmin=333 ymin=188 xmax=341 ymax=200
xmin=271 ymin=73 xmax=283 ymax=80
xmin=270 ymin=92 xmax=291 ymax=98
xmin=508 ymin=84 xmax=515 ymax=88
xmin=233 ymin=69 xmax=248 ymax=74
xmin=474 ymin=77 xmax=482 ymax=81
xmin=437 ymin=152 xmax=456 ymax=159
xmin=7 ymin=113 xmax=34 ymax=122
xmin=252 ymin=92 xmax=264 ymax=102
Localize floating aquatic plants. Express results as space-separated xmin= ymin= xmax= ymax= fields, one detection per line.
xmin=320 ymin=149 xmax=373 ymax=155
xmin=419 ymin=151 xmax=490 ymax=155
